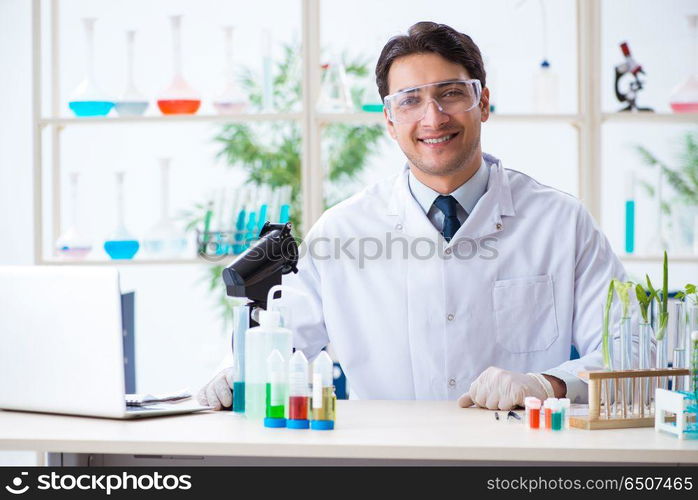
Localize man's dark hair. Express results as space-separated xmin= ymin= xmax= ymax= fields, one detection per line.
xmin=375 ymin=22 xmax=486 ymax=100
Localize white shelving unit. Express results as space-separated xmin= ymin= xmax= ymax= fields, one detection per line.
xmin=31 ymin=0 xmax=698 ymax=266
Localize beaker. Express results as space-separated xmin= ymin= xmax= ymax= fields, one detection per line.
xmin=142 ymin=158 xmax=188 ymax=257
xmin=157 ymin=15 xmax=201 ymax=115
xmin=115 ymin=30 xmax=149 ymax=117
xmin=55 ymin=172 xmax=92 ymax=259
xmin=316 ymin=57 xmax=353 ymax=113
xmin=360 ymin=78 xmax=383 ymax=113
xmin=213 ymin=26 xmax=248 ymax=115
xmin=68 ymin=18 xmax=114 ymax=117
xmin=104 ymin=172 xmax=140 ymax=260
xmin=670 ymin=15 xmax=698 ymax=113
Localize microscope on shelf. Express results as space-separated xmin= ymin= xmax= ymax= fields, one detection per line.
xmin=614 ymin=41 xmax=653 ymax=112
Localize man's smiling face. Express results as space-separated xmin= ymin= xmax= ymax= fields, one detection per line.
xmin=384 ymin=52 xmax=489 ymax=179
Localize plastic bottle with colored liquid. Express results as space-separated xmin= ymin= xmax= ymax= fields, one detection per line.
xmin=243 ymin=286 xmax=293 ymax=421
xmin=310 ymin=351 xmax=336 ymax=430
xmin=264 ymin=350 xmax=288 ymax=428
xmin=287 ymin=351 xmax=310 ymax=429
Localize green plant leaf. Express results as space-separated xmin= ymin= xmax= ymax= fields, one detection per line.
xmin=602 ymin=280 xmax=616 ymax=370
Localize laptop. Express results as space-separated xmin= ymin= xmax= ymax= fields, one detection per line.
xmin=0 ymin=266 xmax=211 ymax=419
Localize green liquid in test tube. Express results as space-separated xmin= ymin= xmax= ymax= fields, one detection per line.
xmin=264 ymin=349 xmax=287 ymax=428
xmin=551 ymin=400 xmax=563 ymax=431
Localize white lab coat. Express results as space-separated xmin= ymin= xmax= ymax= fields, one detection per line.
xmin=280 ymin=153 xmax=628 ymax=403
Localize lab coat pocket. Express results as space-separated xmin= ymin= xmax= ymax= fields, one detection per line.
xmin=492 ymin=274 xmax=559 ymax=353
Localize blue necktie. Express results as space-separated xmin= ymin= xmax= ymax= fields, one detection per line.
xmin=433 ymin=195 xmax=461 ymax=242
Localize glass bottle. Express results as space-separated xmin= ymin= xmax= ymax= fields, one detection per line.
xmin=261 ymin=29 xmax=274 ymax=112
xmin=114 ymin=30 xmax=149 ymax=117
xmin=638 ymin=321 xmax=653 ymax=411
xmin=68 ymin=18 xmax=114 ymax=117
xmin=672 ymin=301 xmax=687 ymax=390
xmin=55 ymin=172 xmax=92 ymax=259
xmin=532 ymin=59 xmax=559 ymax=114
xmin=213 ymin=26 xmax=247 ymax=114
xmin=142 ymin=158 xmax=188 ymax=258
xmin=669 ymin=15 xmax=698 ymax=113
xmin=104 ymin=172 xmax=140 ymax=260
xmin=157 ymin=15 xmax=201 ymax=115
xmin=316 ymin=56 xmax=353 ymax=113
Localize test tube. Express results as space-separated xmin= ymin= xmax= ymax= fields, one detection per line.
xmin=543 ymin=398 xmax=554 ymax=430
xmin=263 ymin=350 xmax=287 ymax=428
xmin=232 ymin=305 xmax=249 ymax=413
xmin=287 ymin=351 xmax=310 ymax=429
xmin=310 ymin=351 xmax=336 ymax=430
xmin=550 ymin=399 xmax=563 ymax=431
xmin=559 ymin=398 xmax=570 ymax=429
xmin=524 ymin=397 xmax=541 ymax=429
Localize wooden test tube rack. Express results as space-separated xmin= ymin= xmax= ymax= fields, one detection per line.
xmin=570 ymin=368 xmax=691 ymax=430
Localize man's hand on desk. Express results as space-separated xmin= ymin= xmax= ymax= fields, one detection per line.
xmin=197 ymin=367 xmax=234 ymax=410
xmin=456 ymin=366 xmax=566 ymax=410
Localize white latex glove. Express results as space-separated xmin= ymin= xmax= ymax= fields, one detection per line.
xmin=457 ymin=366 xmax=553 ymax=410
xmin=197 ymin=367 xmax=234 ymax=410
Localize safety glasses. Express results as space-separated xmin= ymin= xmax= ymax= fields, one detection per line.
xmin=383 ymin=79 xmax=482 ymax=124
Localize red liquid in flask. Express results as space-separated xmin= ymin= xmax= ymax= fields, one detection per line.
xmin=289 ymin=396 xmax=309 ymax=420
xmin=157 ymin=99 xmax=201 ymax=115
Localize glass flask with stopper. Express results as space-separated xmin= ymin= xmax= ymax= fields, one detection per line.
xmin=115 ymin=30 xmax=149 ymax=116
xmin=55 ymin=172 xmax=92 ymax=259
xmin=157 ymin=15 xmax=201 ymax=115
xmin=213 ymin=26 xmax=247 ymax=114
xmin=143 ymin=158 xmax=188 ymax=257
xmin=104 ymin=171 xmax=140 ymax=260
xmin=68 ymin=18 xmax=114 ymax=117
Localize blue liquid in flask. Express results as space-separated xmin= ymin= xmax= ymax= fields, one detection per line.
xmin=114 ymin=101 xmax=149 ymax=116
xmin=69 ymin=100 xmax=114 ymax=117
xmin=104 ymin=239 xmax=140 ymax=260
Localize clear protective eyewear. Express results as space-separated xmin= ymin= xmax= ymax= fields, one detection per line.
xmin=383 ymin=79 xmax=482 ymax=124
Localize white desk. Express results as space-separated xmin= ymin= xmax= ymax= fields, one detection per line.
xmin=1 ymin=401 xmax=697 ymax=466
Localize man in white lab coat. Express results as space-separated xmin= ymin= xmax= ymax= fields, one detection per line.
xmin=199 ymin=22 xmax=626 ymax=411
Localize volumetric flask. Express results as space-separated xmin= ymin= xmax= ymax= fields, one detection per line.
xmin=55 ymin=172 xmax=92 ymax=259
xmin=157 ymin=15 xmax=201 ymax=115
xmin=143 ymin=158 xmax=188 ymax=257
xmin=68 ymin=18 xmax=114 ymax=117
xmin=104 ymin=172 xmax=140 ymax=260
xmin=213 ymin=26 xmax=248 ymax=114
xmin=115 ymin=30 xmax=149 ymax=116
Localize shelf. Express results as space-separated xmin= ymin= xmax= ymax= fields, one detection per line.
xmin=39 ymin=112 xmax=591 ymax=128
xmin=38 ymin=257 xmax=234 ymax=266
xmin=316 ymin=112 xmax=385 ymax=125
xmin=620 ymin=254 xmax=698 ymax=263
xmin=602 ymin=112 xmax=698 ymax=124
xmin=488 ymin=113 xmax=582 ymax=124
xmin=39 ymin=112 xmax=303 ymax=127
xmin=316 ymin=112 xmax=583 ymax=125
